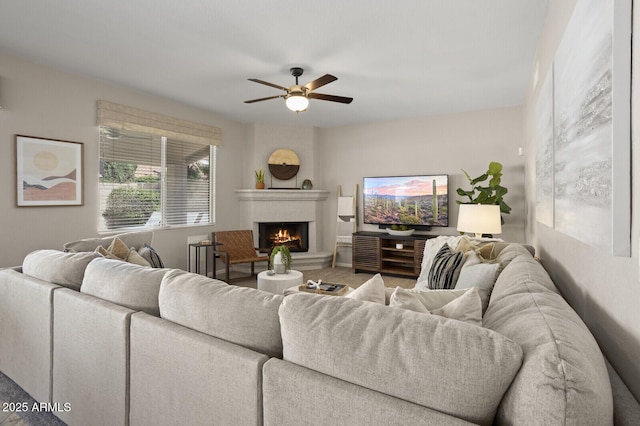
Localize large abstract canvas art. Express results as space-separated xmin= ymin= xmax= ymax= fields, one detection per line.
xmin=16 ymin=135 xmax=84 ymax=206
xmin=535 ymin=66 xmax=554 ymax=228
xmin=552 ymin=0 xmax=630 ymax=256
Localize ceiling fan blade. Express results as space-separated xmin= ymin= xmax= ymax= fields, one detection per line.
xmin=307 ymin=92 xmax=353 ymax=104
xmin=304 ymin=74 xmax=337 ymax=92
xmin=244 ymin=94 xmax=286 ymax=104
xmin=247 ymin=78 xmax=288 ymax=91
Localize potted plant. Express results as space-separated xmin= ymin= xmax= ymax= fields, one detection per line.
xmin=255 ymin=169 xmax=265 ymax=189
xmin=270 ymin=245 xmax=291 ymax=274
xmin=456 ymin=161 xmax=512 ymax=223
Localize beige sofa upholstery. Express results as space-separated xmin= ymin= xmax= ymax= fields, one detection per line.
xmin=129 ymin=312 xmax=269 ymax=426
xmin=0 ymin=268 xmax=59 ymax=403
xmin=483 ymin=244 xmax=613 ymax=424
xmin=52 ymin=288 xmax=135 ymax=426
xmin=0 ymin=239 xmax=636 ymax=425
xmin=263 ymin=359 xmax=476 ymax=426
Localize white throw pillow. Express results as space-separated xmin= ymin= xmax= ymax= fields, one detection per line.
xmin=389 ymin=287 xmax=429 ymax=313
xmin=391 ymin=287 xmax=482 ymax=326
xmin=407 ymin=287 xmax=469 ymax=310
xmin=455 ymin=250 xmax=500 ymax=313
xmin=346 ymin=273 xmax=386 ymax=304
xmin=431 ymin=287 xmax=483 ymax=326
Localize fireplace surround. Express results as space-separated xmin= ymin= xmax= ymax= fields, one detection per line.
xmin=235 ymin=189 xmax=332 ymax=269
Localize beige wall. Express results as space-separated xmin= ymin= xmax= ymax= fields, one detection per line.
xmin=0 ymin=53 xmax=248 ymax=269
xmin=318 ymin=106 xmax=526 ymax=266
xmin=523 ymin=0 xmax=640 ymax=398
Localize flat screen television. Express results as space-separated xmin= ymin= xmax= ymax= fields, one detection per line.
xmin=363 ymin=174 xmax=448 ymax=228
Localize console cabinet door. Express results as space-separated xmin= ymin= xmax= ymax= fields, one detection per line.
xmin=352 ymin=235 xmax=381 ymax=272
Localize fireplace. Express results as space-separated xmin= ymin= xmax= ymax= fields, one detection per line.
xmin=258 ymin=222 xmax=309 ymax=253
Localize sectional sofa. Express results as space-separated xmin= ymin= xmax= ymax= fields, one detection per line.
xmin=0 ymin=231 xmax=628 ymax=425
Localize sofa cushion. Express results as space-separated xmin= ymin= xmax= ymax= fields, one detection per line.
xmin=22 ymin=249 xmax=101 ymax=291
xmin=279 ymin=293 xmax=523 ymax=425
xmin=80 ymin=257 xmax=168 ymax=316
xmin=159 ymin=269 xmax=284 ymax=358
xmin=484 ymin=250 xmax=613 ymax=425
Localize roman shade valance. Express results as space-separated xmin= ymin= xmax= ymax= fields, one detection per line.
xmin=96 ymin=100 xmax=221 ymax=146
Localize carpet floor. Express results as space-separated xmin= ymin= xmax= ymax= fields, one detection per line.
xmin=0 ymin=267 xmax=417 ymax=425
xmin=0 ymin=372 xmax=66 ymax=426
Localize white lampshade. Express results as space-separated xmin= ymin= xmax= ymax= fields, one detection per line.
xmin=457 ymin=204 xmax=502 ymax=238
xmin=285 ymin=95 xmax=309 ymax=112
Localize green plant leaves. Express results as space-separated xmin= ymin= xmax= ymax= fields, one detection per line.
xmin=455 ymin=161 xmax=511 ymax=216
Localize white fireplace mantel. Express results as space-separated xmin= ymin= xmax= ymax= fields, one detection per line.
xmin=235 ymin=189 xmax=330 ymax=255
xmin=234 ymin=189 xmax=329 ymax=202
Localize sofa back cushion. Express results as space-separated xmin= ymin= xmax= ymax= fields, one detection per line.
xmin=159 ymin=269 xmax=284 ymax=358
xmin=63 ymin=230 xmax=153 ymax=252
xmin=279 ymin=293 xmax=523 ymax=426
xmin=484 ymin=249 xmax=613 ymax=425
xmin=22 ymin=249 xmax=101 ymax=291
xmin=80 ymin=258 xmax=168 ymax=316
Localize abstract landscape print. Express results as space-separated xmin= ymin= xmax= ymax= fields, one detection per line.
xmin=552 ymin=0 xmax=630 ymax=256
xmin=16 ymin=135 xmax=83 ymax=206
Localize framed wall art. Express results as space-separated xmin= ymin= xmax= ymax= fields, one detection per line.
xmin=15 ymin=135 xmax=84 ymax=207
xmin=551 ymin=0 xmax=631 ymax=256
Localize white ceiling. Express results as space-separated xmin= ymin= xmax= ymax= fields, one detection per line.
xmin=0 ymin=0 xmax=549 ymax=128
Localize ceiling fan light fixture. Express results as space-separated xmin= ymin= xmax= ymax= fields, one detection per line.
xmin=285 ymin=94 xmax=309 ymax=112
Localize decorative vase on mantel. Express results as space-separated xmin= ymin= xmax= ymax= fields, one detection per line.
xmin=255 ymin=182 xmax=265 ymax=190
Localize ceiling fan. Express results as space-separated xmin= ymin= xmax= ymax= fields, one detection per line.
xmin=245 ymin=67 xmax=353 ymax=112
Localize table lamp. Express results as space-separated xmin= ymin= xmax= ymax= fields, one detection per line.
xmin=457 ymin=204 xmax=502 ymax=238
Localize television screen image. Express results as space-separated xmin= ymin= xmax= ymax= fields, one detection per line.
xmin=363 ymin=175 xmax=448 ymax=227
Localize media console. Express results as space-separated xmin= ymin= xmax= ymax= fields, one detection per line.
xmin=352 ymin=231 xmax=434 ymax=278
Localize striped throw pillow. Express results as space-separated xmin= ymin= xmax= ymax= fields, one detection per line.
xmin=427 ymin=244 xmax=464 ymax=289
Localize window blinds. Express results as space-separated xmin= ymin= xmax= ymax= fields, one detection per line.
xmin=96 ymin=100 xmax=221 ymax=146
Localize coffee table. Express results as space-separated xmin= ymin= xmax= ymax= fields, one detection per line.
xmin=257 ymin=270 xmax=304 ymax=294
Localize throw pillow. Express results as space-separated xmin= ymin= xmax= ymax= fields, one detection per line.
xmin=95 ymin=245 xmax=120 ymax=260
xmin=477 ymin=243 xmax=497 ymax=261
xmin=126 ymin=248 xmax=152 ymax=267
xmin=415 ymin=235 xmax=463 ymax=289
xmin=139 ymin=244 xmax=165 ymax=268
xmin=455 ymin=250 xmax=500 ymax=313
xmin=389 ymin=287 xmax=429 ymax=313
xmin=431 ymin=287 xmax=483 ymax=326
xmin=345 ymin=273 xmax=385 ymax=304
xmin=407 ymin=287 xmax=469 ymax=311
xmin=107 ymin=237 xmax=130 ymax=260
xmin=427 ymin=244 xmax=464 ymax=289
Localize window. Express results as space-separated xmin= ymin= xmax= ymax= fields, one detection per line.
xmin=96 ymin=101 xmax=221 ymax=233
xmin=99 ymin=128 xmax=216 ymax=232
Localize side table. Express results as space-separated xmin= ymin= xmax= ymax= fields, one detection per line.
xmin=257 ymin=270 xmax=304 ymax=294
xmin=188 ymin=242 xmax=223 ymax=277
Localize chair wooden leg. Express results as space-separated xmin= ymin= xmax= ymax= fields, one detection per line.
xmin=251 ymin=262 xmax=255 ymax=276
xmin=225 ymin=261 xmax=230 ymax=284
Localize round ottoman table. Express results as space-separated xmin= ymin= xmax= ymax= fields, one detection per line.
xmin=257 ymin=270 xmax=304 ymax=294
